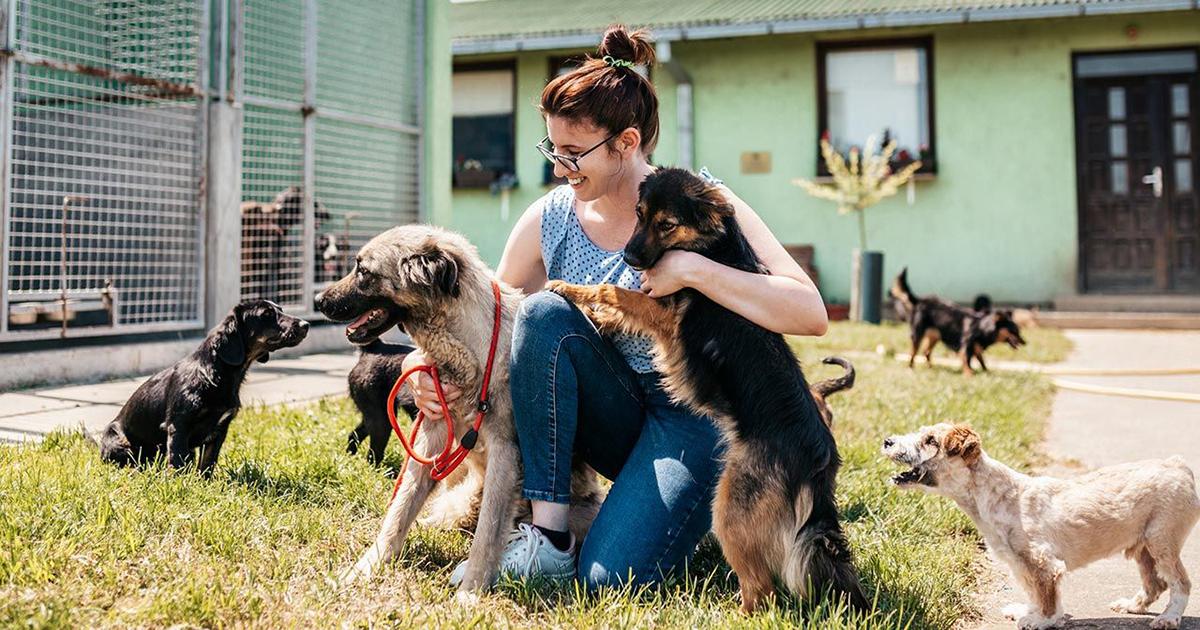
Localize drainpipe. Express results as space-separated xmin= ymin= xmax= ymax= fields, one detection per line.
xmin=656 ymin=40 xmax=693 ymax=170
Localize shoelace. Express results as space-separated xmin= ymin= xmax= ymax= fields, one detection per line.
xmin=501 ymin=523 xmax=545 ymax=576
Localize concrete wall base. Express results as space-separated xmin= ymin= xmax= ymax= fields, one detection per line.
xmin=1 ymin=325 xmax=356 ymax=391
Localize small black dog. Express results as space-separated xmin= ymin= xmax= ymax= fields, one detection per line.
xmin=549 ymin=167 xmax=867 ymax=612
xmin=890 ymin=268 xmax=1026 ymax=375
xmin=346 ymin=338 xmax=420 ymax=465
xmin=97 ymin=300 xmax=308 ymax=472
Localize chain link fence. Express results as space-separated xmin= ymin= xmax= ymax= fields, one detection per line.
xmin=0 ymin=0 xmax=424 ymax=342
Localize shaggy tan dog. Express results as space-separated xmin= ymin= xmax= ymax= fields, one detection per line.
xmin=883 ymin=423 xmax=1199 ymax=630
xmin=315 ymin=225 xmax=600 ymax=598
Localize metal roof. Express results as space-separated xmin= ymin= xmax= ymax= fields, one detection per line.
xmin=452 ymin=0 xmax=1198 ymax=54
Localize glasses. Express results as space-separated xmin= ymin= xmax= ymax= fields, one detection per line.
xmin=536 ymin=132 xmax=618 ymax=172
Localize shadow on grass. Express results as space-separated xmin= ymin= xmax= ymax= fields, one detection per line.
xmin=222 ymin=460 xmax=343 ymax=505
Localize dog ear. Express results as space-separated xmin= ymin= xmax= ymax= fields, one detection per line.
xmin=943 ymin=424 xmax=981 ymax=464
xmin=313 ymin=198 xmax=330 ymax=224
xmin=692 ymin=184 xmax=736 ymax=218
xmin=214 ymin=307 xmax=247 ymax=366
xmin=398 ymin=246 xmax=460 ymax=298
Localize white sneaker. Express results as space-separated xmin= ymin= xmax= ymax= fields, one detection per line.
xmin=449 ymin=523 xmax=576 ymax=587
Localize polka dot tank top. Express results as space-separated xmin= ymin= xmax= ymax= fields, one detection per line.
xmin=539 ymin=168 xmax=722 ymax=374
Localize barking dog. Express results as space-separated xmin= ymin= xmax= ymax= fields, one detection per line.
xmin=890 ymin=268 xmax=1025 ymax=375
xmin=98 ymin=300 xmax=308 ymax=473
xmin=884 ymin=423 xmax=1200 ymax=629
xmin=548 ymin=167 xmax=867 ymax=613
xmin=315 ymin=225 xmax=601 ymax=596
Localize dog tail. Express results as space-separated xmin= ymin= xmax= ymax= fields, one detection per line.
xmin=890 ymin=267 xmax=918 ymax=318
xmin=78 ymin=420 xmax=101 ymax=447
xmin=782 ymin=480 xmax=869 ymax=611
xmin=811 ymin=357 xmax=855 ymax=399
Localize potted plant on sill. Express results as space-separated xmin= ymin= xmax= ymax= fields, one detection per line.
xmin=453 ymin=158 xmax=497 ymax=189
xmin=793 ymin=133 xmax=922 ymax=324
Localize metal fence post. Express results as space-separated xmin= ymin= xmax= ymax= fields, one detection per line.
xmin=0 ymin=0 xmax=16 ymax=335
xmin=301 ymin=0 xmax=317 ymax=313
xmin=205 ymin=0 xmax=242 ymax=328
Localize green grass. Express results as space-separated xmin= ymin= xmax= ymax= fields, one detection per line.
xmin=0 ymin=324 xmax=1066 ymax=629
xmin=812 ymin=321 xmax=1074 ymax=365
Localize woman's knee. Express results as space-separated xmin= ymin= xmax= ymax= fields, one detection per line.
xmin=577 ymin=549 xmax=639 ymax=592
xmin=516 ymin=290 xmax=576 ymax=331
xmin=512 ymin=290 xmax=584 ymax=360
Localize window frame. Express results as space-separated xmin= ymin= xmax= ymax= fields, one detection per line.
xmin=451 ymin=59 xmax=518 ymax=189
xmin=815 ymin=36 xmax=937 ymax=177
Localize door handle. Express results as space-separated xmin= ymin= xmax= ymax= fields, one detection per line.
xmin=1141 ymin=166 xmax=1163 ymax=198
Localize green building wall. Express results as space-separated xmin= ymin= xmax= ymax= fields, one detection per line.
xmin=447 ymin=12 xmax=1200 ymax=304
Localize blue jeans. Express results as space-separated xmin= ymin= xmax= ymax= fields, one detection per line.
xmin=510 ymin=291 xmax=725 ymax=591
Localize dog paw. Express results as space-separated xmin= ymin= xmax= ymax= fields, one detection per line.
xmin=1002 ymin=603 xmax=1030 ymax=620
xmin=1109 ymin=597 xmax=1149 ymax=614
xmin=338 ymin=566 xmax=365 ymax=587
xmin=1018 ymin=613 xmax=1063 ymax=630
xmin=453 ymin=589 xmax=482 ymax=607
xmin=545 ymin=280 xmax=572 ymax=297
xmin=1150 ymin=613 xmax=1181 ymax=629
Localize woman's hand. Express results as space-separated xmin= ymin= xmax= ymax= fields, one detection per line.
xmin=640 ymin=250 xmax=704 ymax=298
xmin=401 ymin=348 xmax=462 ymax=419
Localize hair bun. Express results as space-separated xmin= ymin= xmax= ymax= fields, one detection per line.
xmin=598 ymin=25 xmax=655 ymax=67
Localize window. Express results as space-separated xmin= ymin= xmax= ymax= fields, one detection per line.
xmin=452 ymin=62 xmax=516 ymax=188
xmin=818 ymin=38 xmax=935 ymax=175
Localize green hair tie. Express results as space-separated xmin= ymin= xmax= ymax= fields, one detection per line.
xmin=602 ymin=55 xmax=636 ymax=69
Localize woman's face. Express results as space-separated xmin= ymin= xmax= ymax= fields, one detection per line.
xmin=545 ymin=116 xmax=634 ymax=202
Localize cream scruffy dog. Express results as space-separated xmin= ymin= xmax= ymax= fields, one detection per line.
xmin=883 ymin=423 xmax=1199 ymax=630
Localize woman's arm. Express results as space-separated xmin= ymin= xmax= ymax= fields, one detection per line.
xmin=496 ymin=203 xmax=548 ymax=296
xmin=639 ymin=186 xmax=828 ymax=337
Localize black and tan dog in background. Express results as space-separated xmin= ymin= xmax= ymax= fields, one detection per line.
xmin=548 ymin=167 xmax=867 ymax=613
xmin=890 ymin=268 xmax=1026 ymax=376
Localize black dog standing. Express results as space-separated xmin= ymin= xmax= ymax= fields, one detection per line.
xmin=346 ymin=338 xmax=420 ymax=465
xmin=97 ymin=300 xmax=308 ymax=473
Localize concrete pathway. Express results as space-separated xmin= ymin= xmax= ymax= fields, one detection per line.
xmin=971 ymin=330 xmax=1200 ymax=630
xmin=0 ymin=352 xmax=356 ymax=444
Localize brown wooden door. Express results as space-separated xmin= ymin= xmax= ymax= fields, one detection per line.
xmin=1076 ymin=64 xmax=1199 ymax=294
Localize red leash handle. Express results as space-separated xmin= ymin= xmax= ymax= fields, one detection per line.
xmin=384 ymin=281 xmax=503 ymax=502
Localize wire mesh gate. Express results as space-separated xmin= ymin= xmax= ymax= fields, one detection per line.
xmin=237 ymin=0 xmax=422 ymax=311
xmin=0 ymin=0 xmax=423 ymax=342
xmin=0 ymin=0 xmax=208 ymax=340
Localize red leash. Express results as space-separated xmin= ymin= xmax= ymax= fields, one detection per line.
xmin=385 ymin=280 xmax=503 ymax=502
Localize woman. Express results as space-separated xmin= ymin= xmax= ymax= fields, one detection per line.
xmin=403 ymin=26 xmax=828 ymax=590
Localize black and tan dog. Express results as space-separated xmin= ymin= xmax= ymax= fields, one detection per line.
xmin=97 ymin=300 xmax=309 ymax=473
xmin=548 ymin=167 xmax=867 ymax=613
xmin=890 ymin=268 xmax=1026 ymax=376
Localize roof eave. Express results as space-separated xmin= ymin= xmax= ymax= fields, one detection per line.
xmin=451 ymin=0 xmax=1198 ymax=56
